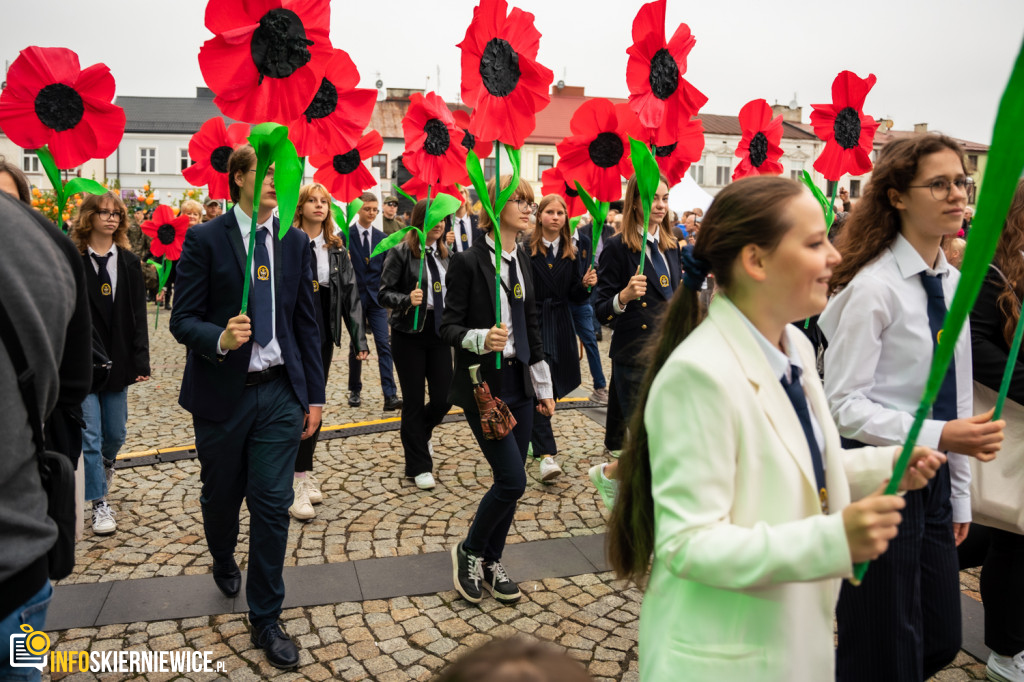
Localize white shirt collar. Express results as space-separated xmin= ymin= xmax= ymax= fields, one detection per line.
xmin=87 ymin=243 xmax=117 ymax=258
xmin=891 ymin=232 xmax=950 ymax=280
xmin=311 ymin=230 xmax=325 ymax=248
xmin=233 ymin=203 xmax=274 ymax=234
xmin=485 ymin=234 xmax=518 ymax=263
xmin=646 ymin=224 xmax=661 ymax=246
xmin=722 ymin=295 xmax=805 ymax=383
xmin=542 ymin=235 xmax=561 ymax=251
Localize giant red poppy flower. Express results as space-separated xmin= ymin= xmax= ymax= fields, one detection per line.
xmin=402 ymin=92 xmax=468 ymax=187
xmin=732 ymin=99 xmax=784 ymax=181
xmin=400 ymin=176 xmax=463 ymax=203
xmin=309 ymin=130 xmax=382 ymax=203
xmin=182 ymin=117 xmax=250 ymax=200
xmin=618 ymin=102 xmax=703 ymax=187
xmin=809 ymin=71 xmax=880 ymax=181
xmin=199 ymin=0 xmax=333 ymax=124
xmin=555 ymin=99 xmax=633 ymax=202
xmin=452 ymin=109 xmax=494 ymax=160
xmin=0 ymin=46 xmax=126 ymax=169
xmin=141 ymin=205 xmax=190 ymax=261
xmin=457 ymin=0 xmax=553 ymax=148
xmin=626 ymin=0 xmax=707 ymax=143
xmin=540 ymin=166 xmax=586 ymax=218
xmin=286 ymin=48 xmax=376 ymax=157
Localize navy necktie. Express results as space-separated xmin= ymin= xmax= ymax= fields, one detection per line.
xmin=921 ymin=272 xmax=958 ymax=421
xmin=780 ymin=365 xmax=828 ymax=514
xmin=251 ymin=228 xmax=273 ymax=347
xmin=309 ymin=240 xmax=318 ymax=284
xmin=545 ymin=243 xmax=557 ymax=267
xmin=361 ymin=230 xmax=369 ymax=255
xmin=425 ymin=248 xmax=444 ymax=334
xmin=648 ymin=240 xmax=671 ymax=300
xmin=506 ymin=256 xmax=530 ymax=365
xmin=91 ymin=253 xmax=114 ymax=317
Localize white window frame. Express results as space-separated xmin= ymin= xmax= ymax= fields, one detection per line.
xmin=179 ymin=148 xmax=191 ymax=172
xmin=537 ymin=154 xmax=554 ymax=180
xmin=139 ymin=146 xmax=157 ymax=174
xmin=371 ymin=153 xmax=388 ymax=180
xmin=789 ymin=160 xmax=805 ymax=181
xmin=22 ymin=152 xmax=40 ymax=173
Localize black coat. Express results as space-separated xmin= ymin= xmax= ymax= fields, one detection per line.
xmin=82 ymin=247 xmax=150 ymax=392
xmin=440 ymin=239 xmax=544 ymax=410
xmin=530 ymin=244 xmax=590 ymax=398
xmin=325 ymin=245 xmax=367 ymax=351
xmin=379 ymin=242 xmax=451 ymax=334
xmin=971 ymin=267 xmax=1024 ymax=403
xmin=594 ymin=234 xmax=682 ymax=362
xmin=348 ymin=225 xmax=387 ymax=307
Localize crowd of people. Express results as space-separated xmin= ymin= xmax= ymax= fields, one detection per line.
xmin=2 ymin=131 xmax=1022 ymax=682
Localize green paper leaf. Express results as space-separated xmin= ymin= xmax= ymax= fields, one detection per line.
xmin=799 ymin=170 xmax=835 ymax=232
xmin=147 ymin=258 xmax=173 ymax=290
xmin=424 ymin=193 xmax=462 ymax=233
xmin=330 ymin=203 xmax=347 ymax=244
xmin=35 ymin=147 xmax=63 ymax=196
xmin=629 ymin=137 xmax=660 ymax=275
xmin=575 ymin=182 xmax=610 ymax=273
xmin=466 ymin=151 xmax=499 ymax=227
xmin=494 ymin=145 xmax=521 ymax=219
xmin=371 ymin=224 xmax=417 ymax=258
xmin=394 ymin=185 xmax=418 ymax=207
xmin=569 ymin=216 xmax=581 ymax=234
xmin=64 ymin=177 xmax=107 ymax=198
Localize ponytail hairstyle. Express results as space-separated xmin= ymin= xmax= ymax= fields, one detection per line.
xmin=829 ymin=133 xmax=966 ymax=294
xmin=607 ymin=175 xmax=805 ymax=585
xmin=993 ymin=180 xmax=1024 ymax=346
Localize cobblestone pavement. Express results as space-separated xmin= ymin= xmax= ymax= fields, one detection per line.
xmin=45 ymin=310 xmax=992 ymax=680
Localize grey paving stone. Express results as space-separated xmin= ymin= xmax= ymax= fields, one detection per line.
xmin=282 ymin=562 xmax=361 ymax=608
xmin=47 ymin=581 xmax=113 ymax=630
xmin=500 ymin=538 xmax=594 ymax=582
xmin=95 ymin=574 xmax=234 ymax=626
xmin=960 ymin=591 xmax=990 ymax=663
xmin=354 ymin=551 xmax=452 ymax=600
xmin=570 ymin=533 xmax=610 ymax=572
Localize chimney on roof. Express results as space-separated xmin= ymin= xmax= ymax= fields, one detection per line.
xmin=877 ymin=118 xmax=893 ymax=133
xmin=551 ymin=84 xmax=584 ymax=97
xmin=770 ymin=101 xmax=802 ymax=123
xmin=386 ymin=88 xmax=424 ymax=101
xmin=197 ymin=87 xmax=213 ymax=99
xmin=914 ymin=123 xmax=928 ymax=134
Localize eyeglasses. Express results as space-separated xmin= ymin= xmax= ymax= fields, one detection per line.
xmin=363 ymin=206 xmax=379 ymax=213
xmin=96 ymin=209 xmax=124 ymax=221
xmin=247 ymin=169 xmax=275 ymax=182
xmin=907 ymin=177 xmax=968 ymax=201
xmin=514 ymin=198 xmax=537 ymax=214
xmin=384 ymin=201 xmax=398 ymax=207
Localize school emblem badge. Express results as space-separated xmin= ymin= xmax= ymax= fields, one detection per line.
xmin=937 ymin=329 xmax=944 ymax=344
xmin=513 ymin=283 xmax=523 ymax=299
xmin=101 ymin=283 xmax=111 ymax=296
xmin=312 ymin=280 xmax=319 ymax=292
xmin=461 ymin=233 xmax=468 ymax=242
xmin=659 ymin=275 xmax=669 ymax=288
xmin=433 ymin=281 xmax=442 ymax=293
xmin=257 ymin=265 xmax=270 ymax=281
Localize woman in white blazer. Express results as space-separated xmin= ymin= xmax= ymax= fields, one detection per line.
xmin=606 ymin=176 xmax=946 ymax=682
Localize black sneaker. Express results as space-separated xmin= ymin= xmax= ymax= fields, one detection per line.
xmin=451 ymin=541 xmax=483 ymax=603
xmin=482 ymin=560 xmax=522 ymax=603
xmin=348 ymin=391 xmax=361 ymax=407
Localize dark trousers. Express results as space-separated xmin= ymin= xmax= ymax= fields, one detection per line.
xmin=463 ymin=359 xmax=533 ymax=562
xmin=958 ymin=523 xmax=1024 ymax=656
xmin=836 ymin=463 xmax=961 ymax=681
xmin=296 ymin=296 xmax=333 ymax=472
xmin=193 ymin=374 xmax=303 ymax=629
xmin=391 ymin=314 xmax=453 ymax=477
xmin=530 ymin=411 xmax=556 ymax=455
xmin=604 ymin=359 xmax=645 ymax=451
xmin=349 ymin=299 xmax=396 ymax=398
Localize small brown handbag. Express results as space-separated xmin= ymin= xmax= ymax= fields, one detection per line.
xmin=469 ymin=364 xmax=517 ymax=440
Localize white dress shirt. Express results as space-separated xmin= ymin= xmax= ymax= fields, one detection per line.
xmin=310 ymin=231 xmax=329 ymax=285
xmin=453 ymin=214 xmax=474 ymax=249
xmin=87 ymin=244 xmax=118 ymax=298
xmin=819 ymin=233 xmax=972 ymax=521
xmin=355 ymin=224 xmax=373 ymax=252
xmin=422 ymin=243 xmax=447 ymax=311
xmin=613 ymin=225 xmax=667 ymax=314
xmin=542 ymin=235 xmax=560 ymax=259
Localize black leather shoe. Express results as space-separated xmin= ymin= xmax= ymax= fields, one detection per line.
xmin=250 ymin=621 xmax=298 ymax=670
xmin=212 ymin=560 xmax=241 ymax=598
xmin=384 ymin=395 xmax=403 ymax=411
xmin=348 ymin=391 xmax=361 ymax=407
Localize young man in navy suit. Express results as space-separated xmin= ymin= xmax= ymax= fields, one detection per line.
xmin=446 ymin=186 xmax=483 ymax=254
xmin=169 ymin=146 xmax=324 ymax=670
xmin=347 ymin=191 xmax=401 ymax=410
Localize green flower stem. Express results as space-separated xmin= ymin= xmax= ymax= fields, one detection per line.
xmin=804 ymin=177 xmax=840 ymax=329
xmin=413 ymin=186 xmax=432 ymax=331
xmin=995 ymin=304 xmax=1024 ymax=419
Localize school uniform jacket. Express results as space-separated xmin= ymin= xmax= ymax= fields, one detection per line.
xmin=639 ymin=296 xmax=897 ymax=682
xmin=379 ymin=242 xmax=451 ymax=334
xmin=348 ymin=225 xmax=387 ymax=307
xmin=529 ymin=244 xmax=590 ymax=398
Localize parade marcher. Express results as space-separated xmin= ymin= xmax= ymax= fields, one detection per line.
xmin=170 ymin=146 xmax=325 ymax=670
xmin=590 ymin=174 xmax=680 ymax=510
xmin=379 ymin=199 xmax=454 ymax=490
xmin=820 ymin=135 xmax=1004 ymax=682
xmin=606 ymin=176 xmax=947 ymax=682
xmin=381 ymin=195 xmax=404 ymax=236
xmin=527 ymin=194 xmax=596 ymax=482
xmin=348 ymin=192 xmax=402 ymax=410
xmin=0 ymin=156 xmax=31 ymax=204
xmin=447 ymin=186 xmax=483 ymax=254
xmin=73 ymin=192 xmax=151 ymax=535
xmin=204 ymin=197 xmax=222 ymax=222
xmin=442 ymin=175 xmax=554 ymax=605
xmin=570 ymin=220 xmax=609 ymax=404
xmin=290 ymin=183 xmax=368 ymax=520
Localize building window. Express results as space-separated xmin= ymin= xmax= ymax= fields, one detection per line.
xmin=139 ymin=147 xmax=156 ymax=174
xmin=849 ymin=179 xmax=861 ymax=199
xmin=967 ymin=154 xmax=978 ymax=172
xmin=179 ymin=148 xmax=191 ymax=172
xmin=22 ymin=152 xmax=40 ymax=173
xmin=371 ymin=154 xmax=388 ymax=179
xmin=826 ymin=180 xmax=838 ymax=196
xmin=689 ymin=164 xmax=704 ymax=185
xmin=789 ymin=160 xmax=804 ymax=181
xmin=715 ymin=158 xmax=731 ymax=187
xmin=484 ymin=158 xmax=496 ymax=181
xmin=537 ymin=154 xmax=554 ymax=180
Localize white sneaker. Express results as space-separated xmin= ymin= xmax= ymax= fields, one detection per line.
xmin=289 ymin=480 xmax=315 ymax=520
xmin=589 ymin=387 xmax=609 ymax=404
xmin=589 ymin=463 xmax=617 ymax=511
xmin=428 ymin=439 xmax=435 ymax=457
xmin=539 ymin=456 xmax=563 ymax=483
xmin=414 ymin=472 xmax=436 ymax=490
xmin=988 ymin=650 xmax=1024 ymax=682
xmin=305 ymin=474 xmax=323 ymax=505
xmin=92 ymin=500 xmax=116 ymax=535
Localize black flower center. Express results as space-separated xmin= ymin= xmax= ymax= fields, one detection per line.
xmin=748 ymin=132 xmax=768 ymax=167
xmin=250 ymin=8 xmax=314 ymax=83
xmin=654 ymin=142 xmax=677 ymax=157
xmin=479 ymin=38 xmax=521 ymax=98
xmin=423 ymin=119 xmax=450 ymax=156
xmin=461 ymin=129 xmax=476 ymax=153
xmin=304 ymin=77 xmax=338 ymax=122
xmin=34 ymin=83 xmax=84 ymax=132
xmin=588 ymin=133 xmax=624 ymax=169
xmin=648 ymin=48 xmax=680 ymax=100
xmin=564 ymin=182 xmax=579 ymax=198
xmin=834 ymin=107 xmax=862 ymax=149
xmin=210 ymin=146 xmax=232 ymax=173
xmin=332 ymin=149 xmax=361 ymax=175
xmin=157 ymin=224 xmax=176 ymax=245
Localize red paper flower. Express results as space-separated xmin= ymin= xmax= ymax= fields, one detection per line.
xmin=402 ymin=92 xmax=468 ymax=187
xmin=619 ymin=102 xmax=703 ymax=187
xmin=540 ymin=166 xmax=586 ymax=218
xmin=182 ymin=117 xmax=250 ymax=200
xmin=401 ymin=176 xmax=463 ymax=203
xmin=809 ymin=71 xmax=880 ymax=181
xmin=309 ymin=131 xmax=383 ymax=203
xmin=452 ymin=109 xmax=494 ymax=160
xmin=141 ymin=205 xmax=190 ymax=261
xmin=555 ymin=99 xmax=633 ymax=203
xmin=457 ymin=0 xmax=553 ymax=148
xmin=286 ymin=48 xmax=376 ymax=157
xmin=0 ymin=46 xmax=126 ymax=169
xmin=732 ymin=99 xmax=785 ymax=181
xmin=199 ymin=0 xmax=333 ymax=124
xmin=626 ymin=0 xmax=707 ymax=142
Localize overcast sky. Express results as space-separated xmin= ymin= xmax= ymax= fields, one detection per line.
xmin=3 ymin=0 xmax=1021 ymax=145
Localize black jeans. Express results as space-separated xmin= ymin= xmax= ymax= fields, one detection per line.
xmin=958 ymin=523 xmax=1024 ymax=656
xmin=463 ymin=359 xmax=533 ymax=562
xmin=296 ymin=291 xmax=333 ymax=472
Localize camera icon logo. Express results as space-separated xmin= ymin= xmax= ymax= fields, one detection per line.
xmin=10 ymin=623 xmax=50 ymax=670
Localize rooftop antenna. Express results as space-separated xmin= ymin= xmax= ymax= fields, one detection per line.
xmin=789 ymin=92 xmax=799 ymax=108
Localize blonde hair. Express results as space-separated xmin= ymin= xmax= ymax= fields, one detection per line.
xmin=72 ymin=192 xmax=130 ymax=254
xmin=478 ymin=173 xmax=535 ymax=233
xmin=620 ymin=174 xmax=677 ymax=254
xmin=529 ymin=194 xmax=576 ymax=260
xmin=180 ymin=199 xmax=203 ymax=216
xmin=294 ymin=183 xmax=343 ymax=249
